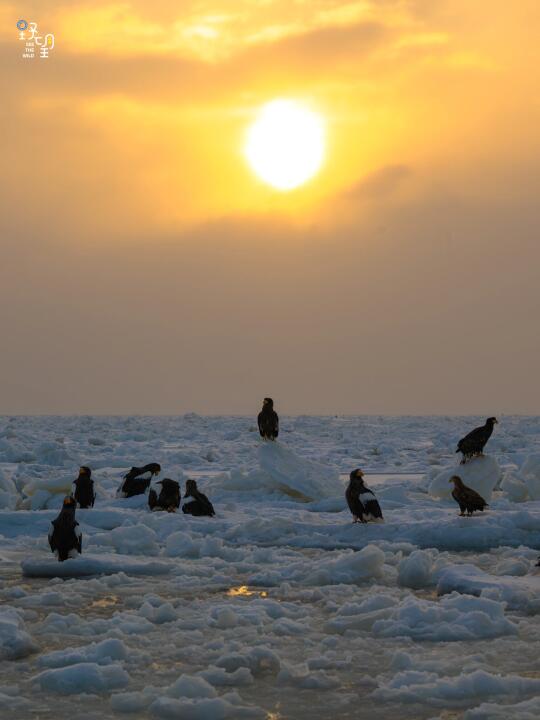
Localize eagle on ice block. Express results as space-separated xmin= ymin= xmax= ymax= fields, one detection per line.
xmin=148 ymin=478 xmax=181 ymax=512
xmin=48 ymin=496 xmax=82 ymax=562
xmin=449 ymin=475 xmax=488 ymax=516
xmin=258 ymin=398 xmax=279 ymax=441
xmin=117 ymin=463 xmax=161 ymax=498
xmin=456 ymin=417 xmax=498 ymax=463
xmin=73 ymin=466 xmax=95 ymax=509
xmin=346 ymin=469 xmax=383 ymax=524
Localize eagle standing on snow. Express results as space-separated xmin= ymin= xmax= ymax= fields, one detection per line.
xmin=117 ymin=463 xmax=161 ymax=498
xmin=182 ymin=479 xmax=215 ymax=517
xmin=456 ymin=417 xmax=498 ymax=463
xmin=48 ymin=496 xmax=82 ymax=562
xmin=73 ymin=466 xmax=95 ymax=509
xmin=258 ymin=398 xmax=279 ymax=440
xmin=148 ymin=478 xmax=181 ymax=512
xmin=346 ymin=469 xmax=383 ymax=523
xmin=449 ymin=475 xmax=488 ymax=516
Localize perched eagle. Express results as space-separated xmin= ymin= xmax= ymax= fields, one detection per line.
xmin=449 ymin=475 xmax=488 ymax=516
xmin=258 ymin=398 xmax=279 ymax=440
xmin=182 ymin=479 xmax=215 ymax=517
xmin=117 ymin=463 xmax=161 ymax=498
xmin=48 ymin=496 xmax=82 ymax=562
xmin=456 ymin=417 xmax=498 ymax=463
xmin=73 ymin=466 xmax=95 ymax=509
xmin=346 ymin=469 xmax=383 ymax=523
xmin=148 ymin=478 xmax=181 ymax=512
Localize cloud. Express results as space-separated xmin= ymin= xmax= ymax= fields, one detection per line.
xmin=342 ymin=164 xmax=412 ymax=199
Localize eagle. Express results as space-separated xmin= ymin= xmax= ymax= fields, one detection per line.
xmin=449 ymin=475 xmax=488 ymax=516
xmin=73 ymin=466 xmax=95 ymax=509
xmin=345 ymin=469 xmax=383 ymax=523
xmin=48 ymin=496 xmax=82 ymax=562
xmin=182 ymin=479 xmax=215 ymax=517
xmin=456 ymin=417 xmax=498 ymax=463
xmin=117 ymin=463 xmax=161 ymax=498
xmin=148 ymin=478 xmax=181 ymax=512
xmin=258 ymin=398 xmax=279 ymax=440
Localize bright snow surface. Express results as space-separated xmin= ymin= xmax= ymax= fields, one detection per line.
xmin=0 ymin=414 xmax=539 ymax=719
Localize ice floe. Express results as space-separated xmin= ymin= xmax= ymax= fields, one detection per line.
xmin=21 ymin=553 xmax=171 ymax=578
xmin=437 ymin=563 xmax=540 ymax=612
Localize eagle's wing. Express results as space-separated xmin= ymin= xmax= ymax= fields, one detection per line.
xmin=199 ymin=492 xmax=215 ymax=516
xmin=462 ymin=486 xmax=487 ymax=505
xmin=459 ymin=424 xmax=489 ymax=448
xmin=345 ymin=486 xmax=364 ymax=518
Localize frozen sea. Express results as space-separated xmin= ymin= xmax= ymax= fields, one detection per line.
xmin=1 ymin=415 xmax=540 ymax=719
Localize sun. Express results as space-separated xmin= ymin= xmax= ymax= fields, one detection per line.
xmin=245 ymin=99 xmax=325 ymax=191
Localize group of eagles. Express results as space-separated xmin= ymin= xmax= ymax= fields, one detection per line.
xmin=351 ymin=416 xmax=499 ymax=521
xmin=49 ymin=468 xmax=215 ymax=563
xmin=49 ymin=404 xmax=498 ymax=562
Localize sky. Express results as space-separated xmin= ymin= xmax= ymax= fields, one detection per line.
xmin=0 ymin=0 xmax=539 ymax=415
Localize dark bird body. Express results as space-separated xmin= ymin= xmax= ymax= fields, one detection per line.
xmin=456 ymin=417 xmax=498 ymax=463
xmin=449 ymin=475 xmax=488 ymax=516
xmin=117 ymin=463 xmax=161 ymax=498
xmin=346 ymin=469 xmax=383 ymax=523
xmin=73 ymin=466 xmax=95 ymax=509
xmin=48 ymin=497 xmax=82 ymax=562
xmin=148 ymin=478 xmax=181 ymax=512
xmin=258 ymin=398 xmax=279 ymax=440
xmin=182 ymin=479 xmax=215 ymax=517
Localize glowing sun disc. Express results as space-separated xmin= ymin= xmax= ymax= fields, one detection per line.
xmin=245 ymin=100 xmax=325 ymax=191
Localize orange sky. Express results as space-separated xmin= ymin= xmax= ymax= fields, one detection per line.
xmin=1 ymin=1 xmax=539 ymax=413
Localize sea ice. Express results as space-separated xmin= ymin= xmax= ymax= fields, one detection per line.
xmin=33 ymin=661 xmax=130 ymax=695
xmin=21 ymin=553 xmax=171 ymax=578
xmin=372 ymin=669 xmax=540 ymax=707
xmin=0 ymin=606 xmax=38 ymax=660
xmin=37 ymin=638 xmax=128 ymax=668
xmin=520 ymin=453 xmax=540 ymax=500
xmin=437 ymin=563 xmax=540 ymax=612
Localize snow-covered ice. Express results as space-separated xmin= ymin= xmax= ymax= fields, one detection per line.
xmin=437 ymin=563 xmax=540 ymax=612
xmin=0 ymin=414 xmax=539 ymax=719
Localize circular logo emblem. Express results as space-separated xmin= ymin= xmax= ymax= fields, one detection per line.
xmin=17 ymin=19 xmax=28 ymax=30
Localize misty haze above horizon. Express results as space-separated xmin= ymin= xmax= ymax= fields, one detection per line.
xmin=1 ymin=1 xmax=539 ymax=415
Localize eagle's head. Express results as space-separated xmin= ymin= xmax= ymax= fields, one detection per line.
xmin=185 ymin=478 xmax=197 ymax=496
xmin=159 ymin=478 xmax=178 ymax=491
xmin=449 ymin=475 xmax=464 ymax=488
xmin=349 ymin=468 xmax=366 ymax=488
